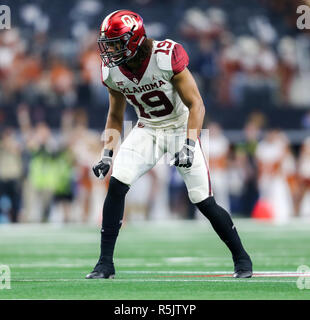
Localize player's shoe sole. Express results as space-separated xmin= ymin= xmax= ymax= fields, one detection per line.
xmin=85 ymin=271 xmax=115 ymax=279
xmin=233 ymin=254 xmax=253 ymax=279
xmin=233 ymin=270 xmax=253 ymax=278
xmin=85 ymin=258 xmax=115 ymax=279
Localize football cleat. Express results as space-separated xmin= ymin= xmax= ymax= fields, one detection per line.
xmin=233 ymin=270 xmax=253 ymax=278
xmin=85 ymin=260 xmax=115 ymax=279
xmin=233 ymin=255 xmax=253 ymax=278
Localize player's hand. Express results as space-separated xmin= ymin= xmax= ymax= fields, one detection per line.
xmin=171 ymin=138 xmax=195 ymax=168
xmin=92 ymin=149 xmax=113 ymax=179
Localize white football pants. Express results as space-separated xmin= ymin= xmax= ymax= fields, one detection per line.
xmin=111 ymin=123 xmax=212 ymax=203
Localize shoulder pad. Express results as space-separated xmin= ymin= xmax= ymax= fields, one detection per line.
xmin=155 ymin=39 xmax=177 ymax=71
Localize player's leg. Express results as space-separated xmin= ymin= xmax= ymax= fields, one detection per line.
xmin=195 ymin=197 xmax=252 ymax=278
xmin=175 ymin=139 xmax=252 ymax=278
xmin=86 ymin=126 xmax=161 ymax=279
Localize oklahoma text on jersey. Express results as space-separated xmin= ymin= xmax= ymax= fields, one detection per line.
xmin=101 ymin=39 xmax=190 ymax=128
xmin=117 ymin=79 xmax=166 ymax=94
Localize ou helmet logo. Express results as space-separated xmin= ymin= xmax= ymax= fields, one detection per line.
xmin=121 ymin=15 xmax=138 ymax=31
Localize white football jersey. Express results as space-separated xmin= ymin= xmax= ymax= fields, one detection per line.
xmin=101 ymin=39 xmax=190 ymax=129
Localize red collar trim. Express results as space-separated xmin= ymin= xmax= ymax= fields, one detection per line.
xmin=118 ymin=52 xmax=151 ymax=85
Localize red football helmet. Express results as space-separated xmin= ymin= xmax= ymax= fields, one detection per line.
xmin=98 ymin=10 xmax=147 ymax=68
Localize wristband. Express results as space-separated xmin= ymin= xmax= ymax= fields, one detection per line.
xmin=103 ymin=149 xmax=113 ymax=157
xmin=185 ymin=138 xmax=195 ymax=147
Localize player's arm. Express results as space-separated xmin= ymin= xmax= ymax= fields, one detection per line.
xmin=170 ymin=68 xmax=205 ymax=168
xmin=103 ymin=87 xmax=127 ymax=151
xmin=171 ymin=67 xmax=205 ymax=142
xmin=93 ymin=87 xmax=126 ymax=179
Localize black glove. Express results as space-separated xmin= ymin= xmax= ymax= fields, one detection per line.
xmin=171 ymin=138 xmax=195 ymax=168
xmin=92 ymin=149 xmax=113 ymax=179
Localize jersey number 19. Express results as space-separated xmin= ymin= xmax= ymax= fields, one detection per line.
xmin=126 ymin=40 xmax=175 ymax=119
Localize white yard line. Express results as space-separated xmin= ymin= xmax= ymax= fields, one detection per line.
xmin=9 ymin=270 xmax=310 ymax=283
xmin=8 ymin=267 xmax=310 ymax=277
xmin=10 ymin=278 xmax=297 ymax=283
xmin=119 ymin=270 xmax=309 ymax=275
xmin=121 ymin=271 xmax=310 ymax=277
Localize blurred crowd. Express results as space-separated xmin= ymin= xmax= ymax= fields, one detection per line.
xmin=1 ymin=0 xmax=310 ymax=224
xmin=181 ymin=5 xmax=310 ymax=109
xmin=0 ymin=106 xmax=104 ymax=223
xmin=0 ymin=108 xmax=310 ymax=224
xmin=0 ymin=0 xmax=310 ymax=131
xmin=0 ymin=26 xmax=107 ymax=125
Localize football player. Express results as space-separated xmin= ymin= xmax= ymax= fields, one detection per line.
xmin=86 ymin=10 xmax=252 ymax=279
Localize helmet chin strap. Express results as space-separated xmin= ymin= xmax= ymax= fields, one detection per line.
xmin=137 ymin=35 xmax=146 ymax=47
xmin=126 ymin=34 xmax=147 ymax=61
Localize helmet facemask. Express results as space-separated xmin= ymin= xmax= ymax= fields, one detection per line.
xmin=98 ymin=31 xmax=134 ymax=68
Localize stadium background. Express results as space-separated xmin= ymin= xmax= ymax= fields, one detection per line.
xmin=0 ymin=0 xmax=310 ymax=225
xmin=1 ymin=0 xmax=310 ymax=302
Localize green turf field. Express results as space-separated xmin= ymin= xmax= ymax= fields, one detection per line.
xmin=1 ymin=218 xmax=310 ymax=300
